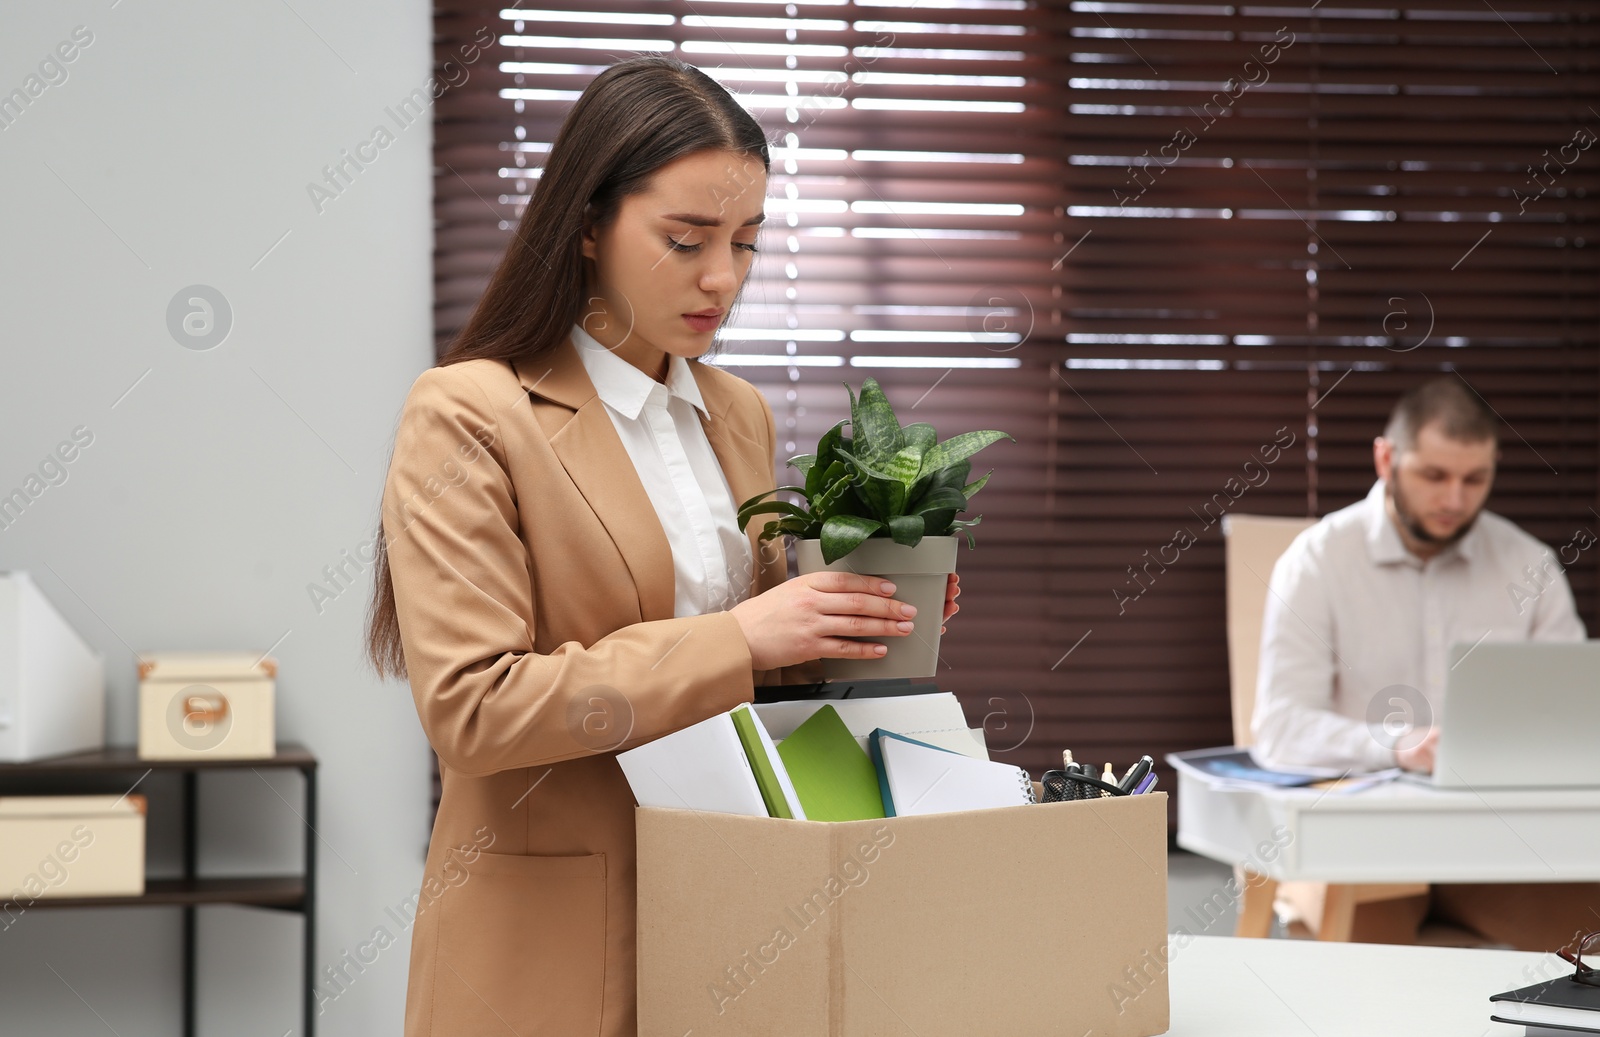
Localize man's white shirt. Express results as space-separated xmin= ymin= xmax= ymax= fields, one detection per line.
xmin=1252 ymin=477 xmax=1587 ymax=771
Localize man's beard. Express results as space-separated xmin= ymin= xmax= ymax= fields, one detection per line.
xmin=1386 ymin=472 xmax=1482 ymax=548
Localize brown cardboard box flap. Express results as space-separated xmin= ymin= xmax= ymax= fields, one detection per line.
xmin=638 ymin=793 xmax=1170 ymax=1037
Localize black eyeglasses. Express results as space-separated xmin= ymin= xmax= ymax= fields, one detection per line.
xmin=1556 ymin=931 xmax=1600 ymax=986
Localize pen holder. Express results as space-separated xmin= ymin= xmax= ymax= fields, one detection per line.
xmin=1041 ymin=770 xmax=1128 ymax=802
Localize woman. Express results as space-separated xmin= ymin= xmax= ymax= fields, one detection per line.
xmin=365 ymin=55 xmax=960 ymax=1036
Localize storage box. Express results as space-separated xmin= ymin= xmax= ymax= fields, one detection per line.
xmin=637 ymin=791 xmax=1170 ymax=1037
xmin=0 ymin=570 xmax=106 ymax=762
xmin=0 ymin=794 xmax=146 ymax=901
xmin=137 ymin=651 xmax=276 ymax=760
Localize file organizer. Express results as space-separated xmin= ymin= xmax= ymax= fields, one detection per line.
xmin=0 ymin=571 xmax=106 ymax=762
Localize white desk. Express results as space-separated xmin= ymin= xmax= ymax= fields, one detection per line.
xmin=1170 ymin=934 xmax=1555 ymax=1037
xmin=1176 ymin=770 xmax=1600 ymax=884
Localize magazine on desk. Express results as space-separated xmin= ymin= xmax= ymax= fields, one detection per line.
xmin=1167 ymin=746 xmax=1402 ymax=794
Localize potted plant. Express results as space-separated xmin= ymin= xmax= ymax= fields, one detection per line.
xmin=737 ymin=377 xmax=1014 ymax=680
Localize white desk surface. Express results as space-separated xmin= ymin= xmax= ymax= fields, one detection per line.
xmin=1176 ymin=770 xmax=1600 ymax=882
xmin=1171 ymin=934 xmax=1555 ymax=1037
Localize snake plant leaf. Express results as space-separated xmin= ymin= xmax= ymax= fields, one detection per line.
xmin=811 ymin=459 xmax=849 ymax=505
xmin=787 ymin=453 xmax=817 ymax=478
xmin=912 ymin=486 xmax=968 ymax=515
xmin=886 ymin=513 xmax=925 ymax=547
xmin=820 ymin=513 xmax=885 ymax=564
xmin=738 ymin=486 xmax=807 ymax=511
xmin=909 ymin=457 xmax=971 ymax=511
xmin=962 ymin=469 xmax=993 ymax=501
xmin=900 ymin=422 xmax=937 ymax=456
xmin=736 ymin=486 xmax=808 ymax=529
xmin=921 ymin=486 xmax=966 ymax=537
xmin=849 ymin=377 xmax=902 ymax=465
xmin=921 ymin=430 xmax=1015 ymax=479
xmin=882 ymin=445 xmax=924 ymax=488
xmin=807 ymin=422 xmax=850 ymax=497
xmin=834 ymin=484 xmax=875 ymax=526
xmin=739 ymin=483 xmax=806 ymax=505
xmin=811 ymin=470 xmax=859 ymax=522
xmin=775 ymin=516 xmax=812 ymax=536
xmin=936 ymin=457 xmax=973 ymax=487
xmin=862 ymin=478 xmax=907 ymax=521
xmin=834 ymin=448 xmax=898 ymax=485
xmin=737 ymin=498 xmax=811 ymax=532
xmin=817 ymin=418 xmax=849 ymax=454
xmin=836 ymin=452 xmax=907 ymax=519
xmin=949 ymin=514 xmax=984 ymax=549
xmin=762 ymin=513 xmax=821 ymax=542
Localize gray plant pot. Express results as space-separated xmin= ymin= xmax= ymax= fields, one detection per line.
xmin=794 ymin=535 xmax=958 ymax=681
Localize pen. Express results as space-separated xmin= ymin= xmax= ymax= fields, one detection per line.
xmin=1063 ymin=749 xmax=1079 ymax=802
xmin=1133 ymin=772 xmax=1157 ymax=795
xmin=1118 ymin=755 xmax=1154 ymax=795
xmin=1101 ymin=762 xmax=1116 ymax=798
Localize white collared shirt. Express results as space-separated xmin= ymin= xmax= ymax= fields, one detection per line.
xmin=1252 ymin=477 xmax=1588 ymax=771
xmin=569 ymin=324 xmax=753 ymax=619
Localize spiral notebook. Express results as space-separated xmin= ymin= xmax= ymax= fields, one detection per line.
xmin=869 ymin=728 xmax=1037 ymax=817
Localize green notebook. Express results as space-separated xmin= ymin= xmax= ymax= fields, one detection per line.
xmin=730 ymin=705 xmax=797 ymax=819
xmin=775 ymin=705 xmax=887 ymax=822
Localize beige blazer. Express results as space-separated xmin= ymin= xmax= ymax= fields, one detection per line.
xmin=381 ymin=337 xmax=819 ymax=1037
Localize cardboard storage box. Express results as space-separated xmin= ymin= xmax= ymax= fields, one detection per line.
xmin=138 ymin=651 xmax=276 ymax=760
xmin=0 ymin=794 xmax=146 ymax=900
xmin=637 ymin=791 xmax=1170 ymax=1037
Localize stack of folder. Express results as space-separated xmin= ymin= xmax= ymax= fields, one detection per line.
xmin=617 ymin=694 xmax=1038 ymax=821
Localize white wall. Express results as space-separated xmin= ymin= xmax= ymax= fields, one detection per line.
xmin=0 ymin=3 xmax=438 ymax=1033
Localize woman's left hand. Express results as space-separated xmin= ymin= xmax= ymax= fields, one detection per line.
xmin=941 ymin=572 xmax=960 ymax=634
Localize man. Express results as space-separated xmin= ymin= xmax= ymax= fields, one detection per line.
xmin=1251 ymin=375 xmax=1594 ymax=949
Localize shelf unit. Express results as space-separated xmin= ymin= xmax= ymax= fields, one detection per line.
xmin=0 ymin=743 xmax=318 ymax=1036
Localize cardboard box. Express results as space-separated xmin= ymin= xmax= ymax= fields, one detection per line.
xmin=637 ymin=791 xmax=1170 ymax=1037
xmin=138 ymin=651 xmax=276 ymax=760
xmin=0 ymin=794 xmax=146 ymax=901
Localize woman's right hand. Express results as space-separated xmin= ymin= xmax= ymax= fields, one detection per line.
xmin=729 ymin=571 xmax=918 ymax=672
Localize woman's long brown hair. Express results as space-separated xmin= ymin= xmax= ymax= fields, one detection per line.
xmin=365 ymin=54 xmax=771 ymax=680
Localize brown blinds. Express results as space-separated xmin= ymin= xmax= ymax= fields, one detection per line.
xmin=1045 ymin=0 xmax=1597 ymax=803
xmin=431 ymin=2 xmax=1598 ymax=823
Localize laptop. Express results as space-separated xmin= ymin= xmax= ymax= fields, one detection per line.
xmin=1418 ymin=640 xmax=1600 ymax=790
